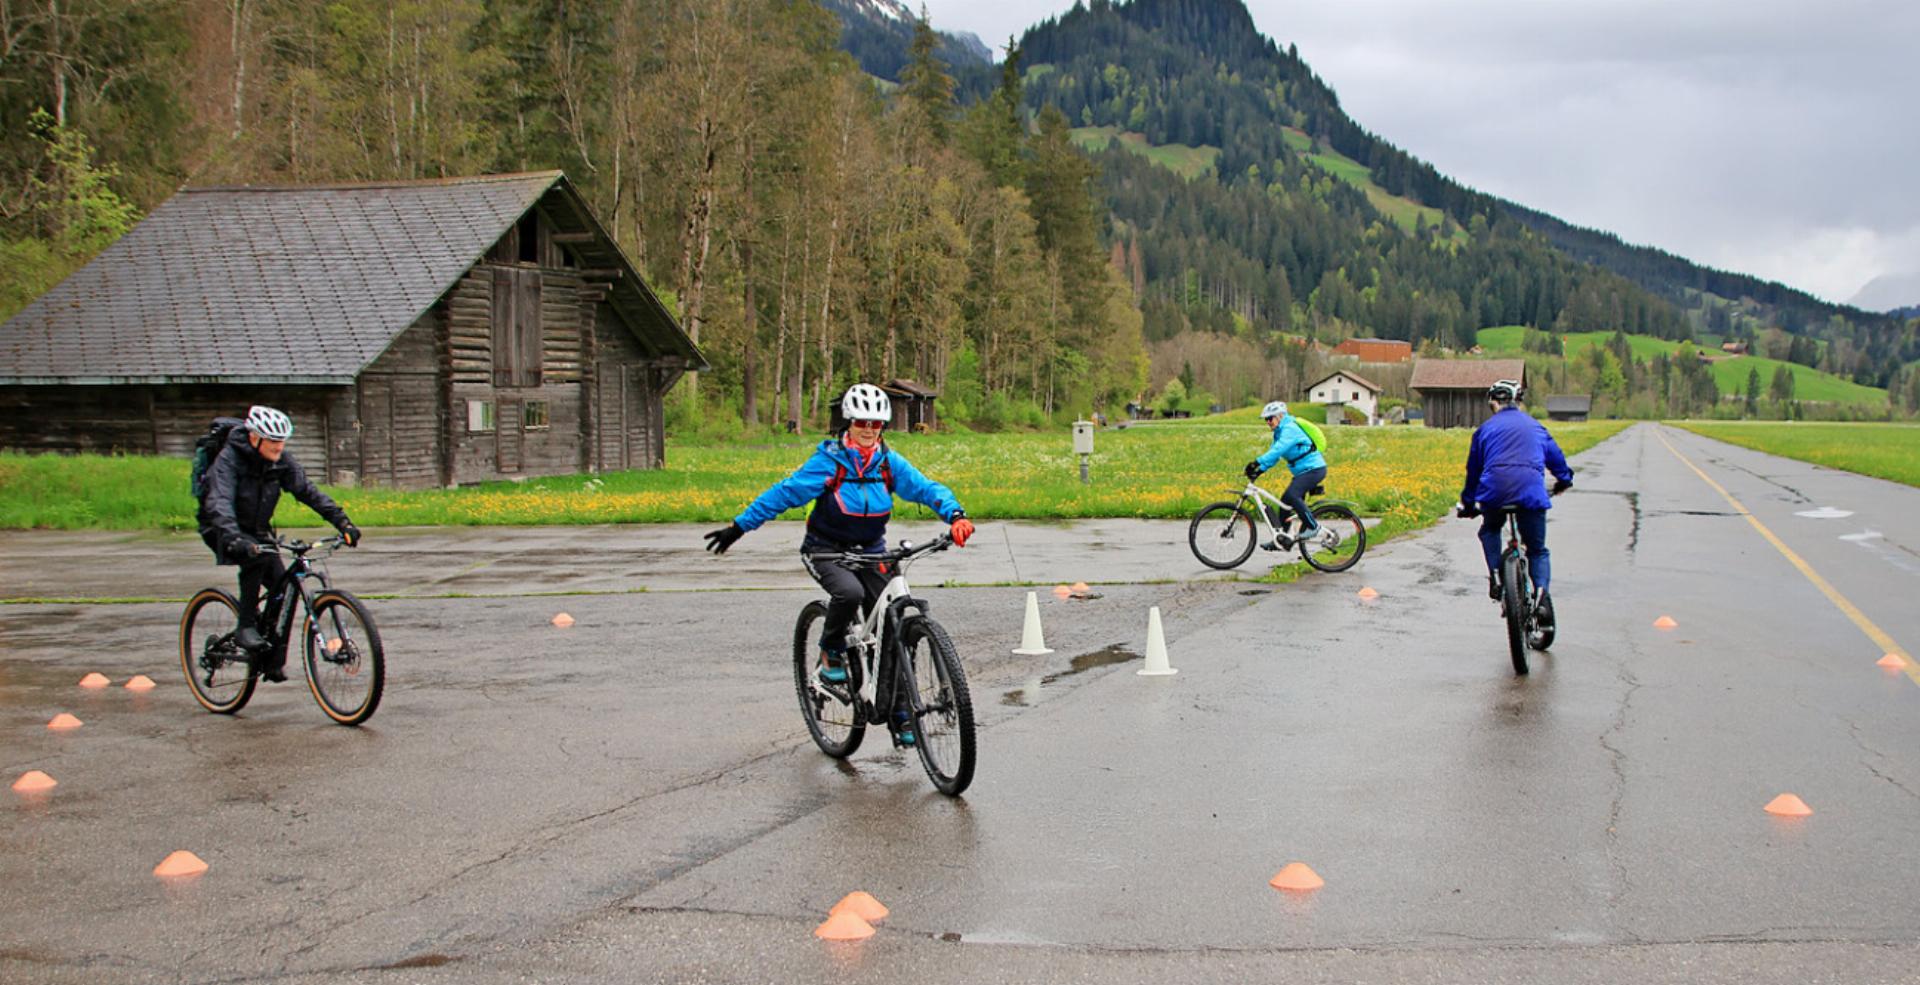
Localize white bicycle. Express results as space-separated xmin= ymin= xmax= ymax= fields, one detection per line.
xmin=793 ymin=532 xmax=976 ymax=796
xmin=1188 ymin=478 xmax=1367 ymax=573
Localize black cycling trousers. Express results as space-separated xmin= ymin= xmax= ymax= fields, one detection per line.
xmin=1282 ymin=466 xmax=1328 ymax=529
xmin=802 ymin=554 xmax=889 ymax=653
xmin=235 ymin=553 xmax=287 ymax=629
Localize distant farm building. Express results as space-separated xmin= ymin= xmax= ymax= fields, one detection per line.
xmin=1720 ymin=340 xmax=1750 ymax=355
xmin=1305 ymin=370 xmax=1383 ymax=424
xmin=1408 ymin=359 xmax=1528 ymax=429
xmin=1545 ymin=395 xmax=1593 ymax=422
xmin=1331 ymin=337 xmax=1413 ymax=364
xmin=0 ymin=171 xmax=705 ymax=487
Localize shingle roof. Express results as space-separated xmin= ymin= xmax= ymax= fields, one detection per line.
xmin=0 ymin=171 xmax=703 ymax=383
xmin=1408 ymin=358 xmax=1528 ymax=391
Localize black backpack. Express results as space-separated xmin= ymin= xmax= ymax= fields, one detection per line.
xmin=190 ymin=417 xmax=245 ymax=503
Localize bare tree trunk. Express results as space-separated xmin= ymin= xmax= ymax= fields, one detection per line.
xmin=229 ymin=0 xmax=249 ymax=139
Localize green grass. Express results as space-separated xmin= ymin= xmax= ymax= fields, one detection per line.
xmin=1070 ymin=126 xmax=1219 ymax=180
xmin=1475 ymin=327 xmax=1888 ymax=405
xmin=1671 ymin=422 xmax=1920 ymax=487
xmin=1283 ymin=128 xmax=1459 ymax=242
xmin=0 ymin=419 xmax=1630 ymax=537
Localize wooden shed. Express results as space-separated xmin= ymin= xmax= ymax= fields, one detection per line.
xmin=880 ymin=379 xmax=939 ymax=432
xmin=1408 ymin=359 xmax=1528 ymax=429
xmin=1544 ymin=395 xmax=1592 ymax=422
xmin=0 ymin=172 xmax=705 ymax=487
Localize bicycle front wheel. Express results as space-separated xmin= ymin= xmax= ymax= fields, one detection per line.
xmin=901 ymin=615 xmax=975 ymax=796
xmin=1188 ymin=502 xmax=1257 ymax=569
xmin=303 ymin=590 xmax=384 ymax=725
xmin=180 ymin=588 xmax=257 ymax=714
xmin=793 ymin=601 xmax=863 ymax=758
xmin=1300 ymin=502 xmax=1367 ymax=573
xmin=1502 ymin=557 xmax=1529 ymax=676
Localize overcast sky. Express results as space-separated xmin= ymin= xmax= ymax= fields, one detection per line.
xmin=919 ymin=0 xmax=1920 ymax=309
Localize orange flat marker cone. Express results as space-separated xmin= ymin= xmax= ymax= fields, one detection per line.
xmin=1764 ymin=793 xmax=1813 ymax=817
xmin=1270 ymin=861 xmax=1325 ymax=891
xmin=814 ymin=911 xmax=875 ymax=941
xmin=12 ymin=770 xmax=57 ymax=792
xmin=551 ymin=612 xmax=575 ymax=628
xmin=153 ymin=850 xmax=209 ymax=878
xmin=1052 ymin=584 xmax=1072 ymax=599
xmin=1877 ymin=653 xmax=1907 ymax=669
xmin=125 ymin=674 xmax=156 ymax=691
xmin=78 ymin=672 xmax=110 ymax=688
xmin=47 ymin=713 xmax=83 ymax=730
xmin=1072 ymin=581 xmax=1090 ymax=595
xmin=1357 ymin=587 xmax=1379 ymax=600
xmin=1653 ymin=616 xmax=1678 ymax=630
xmin=830 ymin=891 xmax=889 ymax=922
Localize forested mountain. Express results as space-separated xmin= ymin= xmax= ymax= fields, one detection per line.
xmin=820 ymin=0 xmax=991 ymax=83
xmin=1009 ymin=0 xmax=1918 ymax=399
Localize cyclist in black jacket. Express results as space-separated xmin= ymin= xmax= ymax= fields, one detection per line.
xmin=197 ymin=405 xmax=361 ymax=680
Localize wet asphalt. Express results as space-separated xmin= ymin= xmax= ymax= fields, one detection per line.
xmin=3 ymin=423 xmax=1919 ymax=984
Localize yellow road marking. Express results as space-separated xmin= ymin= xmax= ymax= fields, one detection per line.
xmin=1655 ymin=427 xmax=1920 ymax=687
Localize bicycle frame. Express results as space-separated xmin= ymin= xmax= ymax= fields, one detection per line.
xmin=258 ymin=539 xmax=338 ymax=651
xmin=807 ymin=538 xmax=945 ymax=725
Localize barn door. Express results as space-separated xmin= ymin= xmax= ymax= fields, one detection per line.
xmin=357 ymin=379 xmax=396 ymax=485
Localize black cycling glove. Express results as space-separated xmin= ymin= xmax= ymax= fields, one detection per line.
xmin=704 ymin=523 xmax=745 ymax=555
xmin=1244 ymin=461 xmax=1264 ymax=481
xmin=1455 ymin=502 xmax=1480 ymax=519
xmin=1551 ymin=479 xmax=1572 ymax=496
xmin=339 ymin=523 xmax=362 ymax=547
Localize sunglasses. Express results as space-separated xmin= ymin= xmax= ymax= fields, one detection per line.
xmin=849 ymin=420 xmax=886 ymax=429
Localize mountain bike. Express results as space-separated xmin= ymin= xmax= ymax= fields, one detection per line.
xmin=178 ymin=535 xmax=384 ymax=725
xmin=1188 ymin=479 xmax=1367 ymax=573
xmin=792 ymin=532 xmax=975 ymax=796
xmin=1483 ymin=507 xmax=1555 ymax=675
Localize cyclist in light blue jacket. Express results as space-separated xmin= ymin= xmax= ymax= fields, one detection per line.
xmin=1246 ymin=400 xmax=1328 ymax=544
xmin=704 ymin=384 xmax=973 ymax=710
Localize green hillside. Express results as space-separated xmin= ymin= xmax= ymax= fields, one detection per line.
xmin=1282 ymin=128 xmax=1460 ymax=242
xmin=1476 ymin=327 xmax=1888 ymax=405
xmin=1070 ymin=126 xmax=1218 ymax=180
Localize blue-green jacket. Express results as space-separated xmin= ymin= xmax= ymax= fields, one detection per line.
xmin=1255 ymin=415 xmax=1326 ymax=475
xmin=734 ymin=439 xmax=964 ymax=547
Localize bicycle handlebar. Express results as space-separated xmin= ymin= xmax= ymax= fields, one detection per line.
xmin=265 ymin=534 xmax=347 ymax=557
xmin=809 ymin=532 xmax=955 ymax=566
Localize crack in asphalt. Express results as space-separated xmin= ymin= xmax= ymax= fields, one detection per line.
xmin=1847 ymin=721 xmax=1920 ymax=802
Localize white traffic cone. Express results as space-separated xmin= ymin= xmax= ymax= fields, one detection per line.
xmin=1012 ymin=591 xmax=1054 ymax=655
xmin=1137 ymin=606 xmax=1177 ymax=676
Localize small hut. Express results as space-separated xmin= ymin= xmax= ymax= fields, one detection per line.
xmin=880 ymin=379 xmax=938 ymax=432
xmin=1545 ymin=395 xmax=1592 ymax=422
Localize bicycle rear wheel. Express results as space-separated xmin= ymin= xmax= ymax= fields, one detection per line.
xmin=1502 ymin=556 xmax=1529 ymax=676
xmin=1300 ymin=502 xmax=1367 ymax=573
xmin=901 ymin=615 xmax=975 ymax=796
xmin=1188 ymin=502 xmax=1257 ymax=569
xmin=180 ymin=588 xmax=258 ymax=714
xmin=303 ymin=589 xmax=384 ymax=725
xmin=793 ymin=601 xmax=863 ymax=758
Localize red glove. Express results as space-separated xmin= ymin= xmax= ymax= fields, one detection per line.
xmin=949 ymin=517 xmax=975 ymax=547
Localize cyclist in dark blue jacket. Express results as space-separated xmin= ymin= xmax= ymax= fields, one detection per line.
xmin=704 ymin=384 xmax=973 ymax=719
xmin=1456 ymin=380 xmax=1573 ymax=620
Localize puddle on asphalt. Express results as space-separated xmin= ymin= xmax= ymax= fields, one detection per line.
xmin=1002 ymin=643 xmax=1141 ymax=706
xmin=1238 ymin=589 xmax=1272 ymax=596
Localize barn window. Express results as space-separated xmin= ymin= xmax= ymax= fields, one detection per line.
xmin=1352 ymin=391 xmax=1360 ymax=402
xmin=524 ymin=400 xmax=550 ymax=430
xmin=491 ymin=268 xmax=543 ymax=387
xmin=517 ymin=213 xmax=540 ymax=263
xmin=467 ymin=399 xmax=495 ymax=433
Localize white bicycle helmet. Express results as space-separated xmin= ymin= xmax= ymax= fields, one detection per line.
xmin=1261 ymin=400 xmax=1288 ymax=419
xmin=1487 ymin=380 xmax=1524 ymax=404
xmin=840 ymin=383 xmax=892 ymax=424
xmin=245 ymin=405 xmax=294 ymax=440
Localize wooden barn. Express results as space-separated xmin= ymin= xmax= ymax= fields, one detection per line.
xmin=1408 ymin=359 xmax=1528 ymax=429
xmin=1545 ymin=395 xmax=1593 ymax=422
xmin=880 ymin=379 xmax=939 ymax=432
xmin=0 ymin=172 xmax=705 ymax=488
